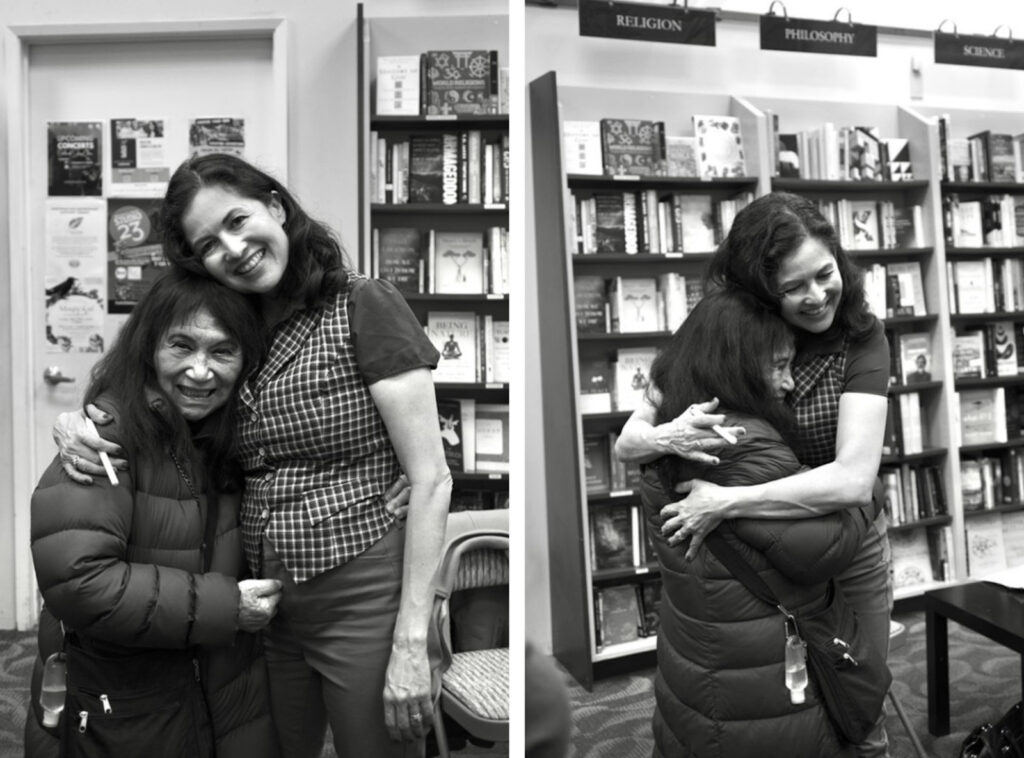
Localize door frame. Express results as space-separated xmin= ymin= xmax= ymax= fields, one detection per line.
xmin=3 ymin=18 xmax=289 ymax=630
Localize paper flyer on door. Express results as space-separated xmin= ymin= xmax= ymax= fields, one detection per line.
xmin=109 ymin=118 xmax=170 ymax=197
xmin=107 ymin=198 xmax=170 ymax=313
xmin=44 ymin=199 xmax=107 ymax=353
xmin=189 ymin=117 xmax=246 ymax=158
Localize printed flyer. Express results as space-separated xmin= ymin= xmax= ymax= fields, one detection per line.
xmin=110 ymin=118 xmax=170 ymax=196
xmin=106 ymin=198 xmax=170 ymax=313
xmin=48 ymin=122 xmax=103 ymax=196
xmin=44 ymin=199 xmax=107 ymax=353
xmin=189 ymin=117 xmax=245 ymax=157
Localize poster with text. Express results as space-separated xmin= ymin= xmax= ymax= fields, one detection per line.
xmin=107 ymin=198 xmax=170 ymax=313
xmin=44 ymin=199 xmax=107 ymax=352
xmin=48 ymin=122 xmax=102 ymax=196
xmin=189 ymin=117 xmax=245 ymax=158
xmin=110 ymin=118 xmax=170 ymax=196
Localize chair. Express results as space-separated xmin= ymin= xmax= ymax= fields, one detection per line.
xmin=428 ymin=509 xmax=509 ymax=758
xmin=887 ymin=619 xmax=928 ymax=758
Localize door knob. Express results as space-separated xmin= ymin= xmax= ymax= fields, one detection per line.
xmin=43 ymin=366 xmax=75 ymax=385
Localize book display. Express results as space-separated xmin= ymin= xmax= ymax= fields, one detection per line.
xmin=359 ymin=9 xmax=509 ymax=512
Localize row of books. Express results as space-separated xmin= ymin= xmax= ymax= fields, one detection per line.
xmin=766 ymin=117 xmax=913 ymax=182
xmin=579 ymin=348 xmax=657 ymax=415
xmin=942 ymin=194 xmax=1024 ymax=248
xmin=571 ymin=190 xmax=751 ymax=256
xmin=881 ymin=463 xmax=947 ymax=527
xmin=371 ymin=227 xmax=509 ymax=296
xmin=883 ymin=392 xmax=926 ymax=457
xmin=451 ymin=489 xmax=509 ymax=511
xmin=375 ymin=51 xmax=508 ymax=117
xmin=561 ymin=115 xmax=747 ymax=180
xmin=584 ymin=432 xmax=642 ymax=496
xmin=889 ymin=526 xmax=954 ymax=589
xmin=938 ymin=117 xmax=1024 ymax=183
xmin=948 ymin=257 xmax=1024 ymax=315
xmin=956 ymin=386 xmax=1024 ymax=446
xmin=818 ymin=199 xmax=922 ymax=251
xmin=574 ymin=274 xmax=702 ymax=336
xmin=424 ymin=310 xmax=510 ymax=385
xmin=593 ymin=578 xmax=662 ymax=650
xmin=437 ymin=399 xmax=510 ymax=474
xmin=952 ymin=322 xmax=1022 ymax=379
xmin=963 ymin=511 xmax=1024 ymax=578
xmin=863 ymin=260 xmax=927 ymax=320
xmin=962 ymin=450 xmax=1024 ymax=511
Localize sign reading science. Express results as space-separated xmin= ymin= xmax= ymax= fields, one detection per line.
xmin=935 ymin=32 xmax=1024 ymax=70
xmin=578 ymin=0 xmax=715 ymax=46
xmin=760 ymin=14 xmax=877 ymax=57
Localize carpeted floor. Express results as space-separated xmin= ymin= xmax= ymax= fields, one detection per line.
xmin=560 ymin=611 xmax=1022 ymax=758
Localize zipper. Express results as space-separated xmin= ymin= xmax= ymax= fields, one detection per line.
xmin=78 ymin=710 xmax=88 ymax=733
xmin=98 ymin=694 xmax=112 ymax=714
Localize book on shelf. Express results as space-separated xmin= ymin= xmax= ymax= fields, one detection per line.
xmin=889 ymin=529 xmax=935 ymax=589
xmin=848 ymin=126 xmax=882 ymax=181
xmin=676 ymin=194 xmax=716 ymax=253
xmin=948 ymin=137 xmax=972 ymax=182
xmin=882 ymin=138 xmax=913 ymax=181
xmin=897 ymin=392 xmax=924 ymax=455
xmin=885 ymin=261 xmax=926 ymax=317
xmin=590 ymin=504 xmax=639 ymax=570
xmin=431 ymin=231 xmax=485 ymax=294
xmin=664 ymin=136 xmax=699 ymax=178
xmin=1002 ymin=511 xmax=1024 ymax=567
xmin=898 ymin=332 xmax=932 ymax=385
xmin=961 ymin=458 xmax=985 ymax=511
xmin=637 ymin=578 xmax=662 ymax=637
xmin=613 ymin=347 xmax=658 ymax=412
xmin=927 ymin=526 xmax=955 ymax=582
xmin=970 ymin=131 xmax=1018 ymax=183
xmin=966 ymin=512 xmax=1007 ymax=578
xmin=777 ymin=133 xmax=800 ymax=178
xmin=438 ymin=397 xmax=467 ymax=472
xmin=889 ymin=204 xmax=922 ymax=249
xmin=574 ymin=275 xmax=609 ymax=334
xmin=884 ymin=463 xmax=948 ymax=525
xmin=474 ymin=403 xmax=509 ymax=473
xmin=594 ymin=584 xmax=644 ymax=648
xmin=407 ymin=134 xmax=444 ymax=203
xmin=952 ymin=199 xmax=984 ymax=247
xmin=988 ymin=321 xmax=1018 ymax=377
xmin=562 ymin=120 xmax=603 ymax=176
xmin=449 ymin=489 xmax=506 ymax=512
xmin=608 ymin=432 xmax=642 ymax=492
xmin=426 ymin=311 xmax=478 ymax=383
xmin=599 ymin=118 xmax=666 ymax=177
xmin=593 ymin=193 xmax=627 ymax=254
xmin=950 ymin=259 xmax=992 ymax=314
xmin=958 ymin=387 xmax=1008 ymax=445
xmin=578 ymin=360 xmax=614 ymax=415
xmin=373 ymin=227 xmax=424 ymax=294
xmin=423 ymin=50 xmax=498 ymax=116
xmin=692 ymin=114 xmax=746 ymax=179
xmin=489 ymin=319 xmax=510 ymax=384
xmin=609 ymin=276 xmax=662 ymax=333
xmin=657 ymin=272 xmax=689 ymax=333
xmin=375 ymin=55 xmax=421 ymax=117
xmin=583 ymin=433 xmax=612 ymax=494
xmin=848 ymin=199 xmax=881 ymax=250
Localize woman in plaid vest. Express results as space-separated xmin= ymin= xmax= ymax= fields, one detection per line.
xmin=617 ymin=192 xmax=893 ymax=757
xmin=55 ymin=154 xmax=451 ymax=758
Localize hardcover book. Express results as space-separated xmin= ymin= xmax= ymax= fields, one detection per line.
xmin=490 ymin=320 xmax=510 ymax=385
xmin=885 ymin=261 xmax=927 ymax=316
xmin=692 ymin=114 xmax=746 ymax=179
xmin=595 ymin=584 xmax=643 ymax=647
xmin=664 ymin=136 xmax=699 ymax=178
xmin=579 ymin=360 xmax=614 ymax=415
xmin=437 ymin=397 xmax=465 ymax=471
xmin=610 ymin=277 xmax=660 ymax=333
xmin=989 ymin=321 xmax=1018 ymax=377
xmin=426 ymin=311 xmax=478 ymax=383
xmin=849 ymin=199 xmax=880 ymax=250
xmin=899 ymin=332 xmax=932 ymax=385
xmin=574 ymin=275 xmax=608 ymax=334
xmin=593 ymin=193 xmax=626 ymax=253
xmin=584 ymin=434 xmax=612 ymax=493
xmin=848 ymin=126 xmax=882 ymax=181
xmin=638 ymin=579 xmax=662 ymax=636
xmin=408 ymin=135 xmax=444 ymax=204
xmin=432 ymin=231 xmax=485 ymax=294
xmin=889 ymin=529 xmax=935 ymax=588
xmin=424 ymin=50 xmax=494 ymax=116
xmin=948 ymin=137 xmax=972 ymax=182
xmin=562 ymin=120 xmax=604 ymax=176
xmin=375 ymin=55 xmax=421 ymax=116
xmin=777 ymin=133 xmax=801 ymax=178
xmin=882 ymin=137 xmax=913 ymax=181
xmin=953 ymin=330 xmax=987 ymax=379
xmin=614 ymin=347 xmax=657 ymax=411
xmin=966 ymin=512 xmax=1008 ymax=577
xmin=600 ymin=119 xmax=666 ymax=177
xmin=677 ymin=195 xmax=716 ymax=253
xmin=374 ymin=227 xmax=422 ymax=293
xmin=474 ymin=403 xmax=509 ymax=473
xmin=959 ymin=387 xmax=1008 ymax=446
xmin=590 ymin=504 xmax=637 ymax=571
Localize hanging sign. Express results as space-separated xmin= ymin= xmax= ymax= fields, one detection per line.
xmin=578 ymin=0 xmax=716 ymax=46
xmin=760 ymin=14 xmax=876 ymax=57
xmin=934 ymin=32 xmax=1024 ymax=70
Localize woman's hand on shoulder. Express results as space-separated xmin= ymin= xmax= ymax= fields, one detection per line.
xmin=660 ymin=478 xmax=730 ymax=560
xmin=656 ymin=398 xmax=744 ymax=464
xmin=53 ymin=404 xmax=127 ymax=485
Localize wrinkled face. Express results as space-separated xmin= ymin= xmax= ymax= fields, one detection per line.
xmin=774 ymin=237 xmax=843 ymax=334
xmin=766 ymin=346 xmax=796 ymax=400
xmin=182 ymin=185 xmax=289 ymax=295
xmin=154 ymin=307 xmax=243 ymax=421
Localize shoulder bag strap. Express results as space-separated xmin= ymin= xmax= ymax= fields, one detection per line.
xmin=703 ymin=530 xmax=783 ymax=610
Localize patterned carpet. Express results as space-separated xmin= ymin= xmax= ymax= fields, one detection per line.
xmin=561 ymin=611 xmax=1022 ymax=758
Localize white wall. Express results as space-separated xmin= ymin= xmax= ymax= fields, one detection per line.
xmin=524 ymin=0 xmax=1024 ymax=652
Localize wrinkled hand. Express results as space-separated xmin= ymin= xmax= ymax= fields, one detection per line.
xmin=660 ymin=479 xmax=728 ymax=560
xmin=237 ymin=579 xmax=283 ymax=632
xmin=53 ymin=404 xmax=127 ymax=485
xmin=655 ymin=398 xmax=744 ymax=464
xmin=383 ymin=643 xmax=433 ymax=742
xmin=384 ymin=474 xmax=412 ymax=521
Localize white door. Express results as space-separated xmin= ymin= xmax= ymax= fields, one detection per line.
xmin=10 ymin=28 xmax=286 ymax=628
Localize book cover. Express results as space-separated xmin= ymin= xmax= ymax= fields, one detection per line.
xmin=966 ymin=512 xmax=1008 ymax=577
xmin=426 ymin=311 xmax=478 ymax=383
xmin=584 ymin=434 xmax=612 ymax=493
xmin=848 ymin=126 xmax=882 ymax=181
xmin=890 ymin=204 xmax=920 ymax=248
xmin=684 ymin=278 xmax=704 ymax=314
xmin=490 ymin=320 xmax=510 ymax=385
xmin=437 ymin=397 xmax=465 ymax=472
xmin=596 ymin=584 xmax=643 ymax=647
xmin=408 ymin=135 xmax=444 ymax=204
xmin=614 ymin=347 xmax=657 ymax=411
xmin=949 ymin=137 xmax=972 ymax=181
xmin=989 ymin=321 xmax=1018 ymax=377
xmin=955 ymin=200 xmax=984 ymax=247
xmin=48 ymin=121 xmax=103 ymax=196
xmin=591 ymin=505 xmax=635 ymax=570
xmin=424 ymin=50 xmax=494 ymax=116
xmin=574 ymin=275 xmax=608 ymax=334
xmin=899 ymin=332 xmax=932 ymax=385
xmin=1002 ymin=511 xmax=1024 ymax=567
xmin=638 ymin=579 xmax=662 ymax=636
xmin=692 ymin=114 xmax=746 ymax=179
xmin=600 ymin=118 xmax=666 ymax=177
xmin=959 ymin=388 xmax=1008 ymax=445
xmin=953 ymin=259 xmax=990 ymax=313
xmin=562 ymin=120 xmax=604 ymax=176
xmin=375 ymin=227 xmax=422 ymax=293
xmin=475 ymin=403 xmax=510 ymax=473
xmin=432 ymin=231 xmax=485 ymax=294
xmin=885 ymin=261 xmax=927 ymax=316
xmin=889 ymin=529 xmax=935 ymax=588
xmin=579 ymin=360 xmax=614 ymax=414
xmin=611 ymin=277 xmax=660 ymax=333
xmin=898 ymin=392 xmax=924 ymax=455
xmin=953 ymin=330 xmax=987 ymax=379
xmin=987 ymin=133 xmax=1016 ymax=182
xmin=849 ymin=199 xmax=880 ymax=250
xmin=375 ymin=55 xmax=421 ymax=116
xmin=677 ymin=195 xmax=716 ymax=253
xmin=657 ymin=272 xmax=688 ymax=333
xmin=882 ymin=137 xmax=913 ymax=181
xmin=593 ymin=193 xmax=626 ymax=253
xmin=664 ymin=136 xmax=699 ymax=178
xmin=777 ymin=133 xmax=800 ymax=178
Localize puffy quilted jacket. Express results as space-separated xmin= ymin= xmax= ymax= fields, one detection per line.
xmin=28 ymin=396 xmax=277 ymax=758
xmin=641 ymin=413 xmax=869 ymax=758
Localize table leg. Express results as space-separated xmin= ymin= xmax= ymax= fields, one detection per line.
xmin=927 ymin=606 xmax=949 ymax=736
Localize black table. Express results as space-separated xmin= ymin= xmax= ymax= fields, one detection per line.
xmin=925 ymin=582 xmax=1024 ymax=735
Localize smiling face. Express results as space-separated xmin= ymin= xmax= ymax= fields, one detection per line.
xmin=766 ymin=346 xmax=796 ymax=400
xmin=181 ymin=185 xmax=289 ymax=295
xmin=154 ymin=307 xmax=244 ymax=421
xmin=773 ymin=237 xmax=843 ymax=334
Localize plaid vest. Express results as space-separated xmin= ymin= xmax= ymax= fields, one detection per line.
xmin=788 ymin=342 xmax=848 ymax=468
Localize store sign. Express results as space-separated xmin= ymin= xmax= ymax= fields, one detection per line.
xmin=578 ymin=0 xmax=715 ymax=46
xmin=935 ymin=32 xmax=1024 ymax=70
xmin=760 ymin=14 xmax=877 ymax=57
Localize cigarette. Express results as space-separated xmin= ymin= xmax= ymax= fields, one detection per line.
xmin=712 ymin=424 xmax=738 ymax=445
xmin=85 ymin=418 xmax=120 ymax=486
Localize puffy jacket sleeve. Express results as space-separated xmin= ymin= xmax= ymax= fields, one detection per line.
xmin=30 ymin=420 xmax=240 ymax=649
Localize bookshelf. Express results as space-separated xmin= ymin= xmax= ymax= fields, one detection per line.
xmin=357 ymin=7 xmax=510 ymax=510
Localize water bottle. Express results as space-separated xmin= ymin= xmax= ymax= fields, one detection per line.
xmin=39 ymin=652 xmax=67 ymax=728
xmin=784 ymin=634 xmax=807 ymax=705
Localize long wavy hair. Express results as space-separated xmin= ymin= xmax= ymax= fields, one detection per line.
xmin=84 ymin=269 xmax=266 ymax=484
xmin=705 ymin=191 xmax=876 ymax=345
xmin=160 ymin=153 xmax=350 ymax=310
xmin=650 ymin=287 xmax=797 ymax=488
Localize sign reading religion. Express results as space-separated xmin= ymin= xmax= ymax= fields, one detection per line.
xmin=578 ymin=0 xmax=715 ymax=47
xmin=934 ymin=32 xmax=1024 ymax=70
xmin=760 ymin=14 xmax=877 ymax=57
